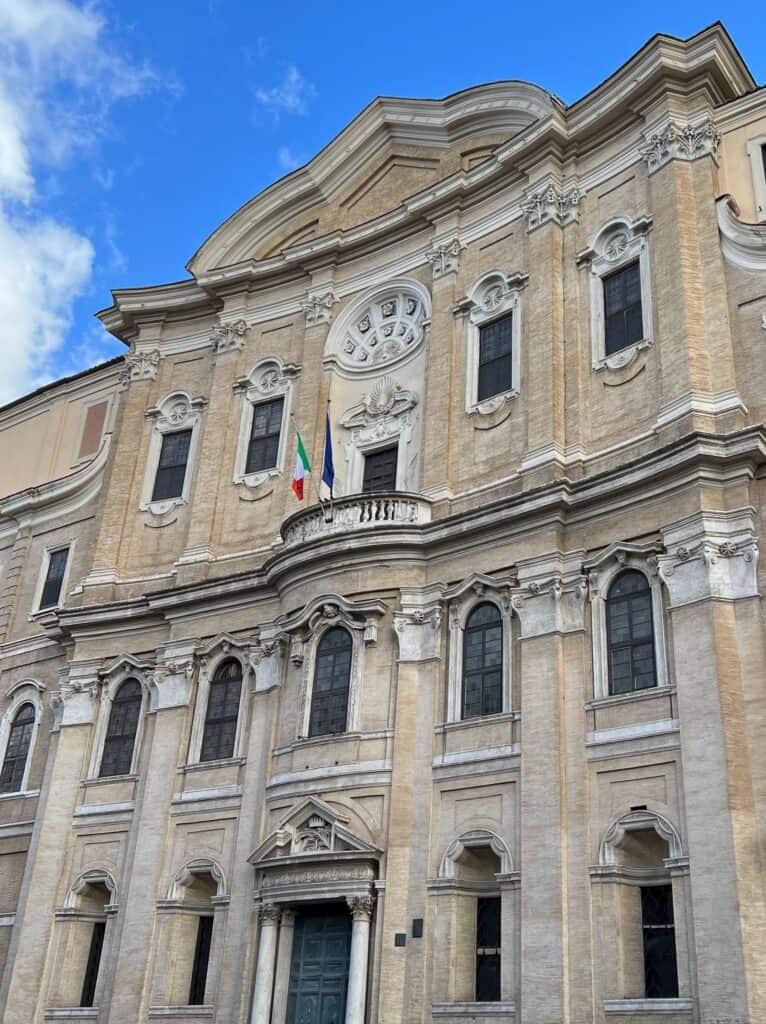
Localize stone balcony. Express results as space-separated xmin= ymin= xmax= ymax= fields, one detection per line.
xmin=281 ymin=492 xmax=432 ymax=548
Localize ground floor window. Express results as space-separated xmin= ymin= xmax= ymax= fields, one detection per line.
xmin=475 ymin=895 xmax=501 ymax=1001
xmin=641 ymin=884 xmax=678 ymax=998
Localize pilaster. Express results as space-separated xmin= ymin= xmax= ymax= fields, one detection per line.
xmin=658 ymin=508 xmax=766 ymax=1024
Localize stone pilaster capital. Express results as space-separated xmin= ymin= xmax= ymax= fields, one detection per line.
xmin=347 ymin=894 xmax=375 ymax=921
xmin=301 ymin=289 xmax=336 ymax=327
xmin=512 ymin=550 xmax=587 ymax=637
xmin=258 ymin=902 xmax=282 ymax=926
xmin=119 ymin=348 xmax=160 ymax=388
xmin=249 ymin=632 xmax=287 ymax=692
xmin=210 ymin=317 xmax=250 ymax=355
xmin=640 ymin=115 xmax=720 ymax=174
xmin=522 ymin=176 xmax=582 ymax=231
xmin=393 ymin=603 xmax=442 ymax=662
xmin=658 ymin=508 xmax=759 ymax=608
xmin=426 ymin=238 xmax=463 ymax=280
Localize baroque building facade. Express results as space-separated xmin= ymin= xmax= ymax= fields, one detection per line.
xmin=0 ymin=21 xmax=766 ymax=1024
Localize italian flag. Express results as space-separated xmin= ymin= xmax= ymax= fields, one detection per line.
xmin=292 ymin=430 xmax=311 ymax=500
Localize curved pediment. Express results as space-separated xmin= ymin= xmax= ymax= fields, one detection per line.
xmin=188 ymin=81 xmax=556 ymax=274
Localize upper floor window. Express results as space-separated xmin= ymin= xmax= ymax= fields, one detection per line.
xmin=606 ymin=570 xmax=656 ymax=694
xmin=362 ymin=445 xmax=398 ymax=492
xmin=200 ymin=659 xmax=242 ymax=762
xmin=579 ymin=216 xmax=653 ymax=372
xmin=0 ymin=702 xmax=35 ymax=794
xmin=746 ymin=135 xmax=766 ymax=222
xmin=99 ymin=679 xmax=142 ymax=778
xmin=141 ymin=392 xmax=206 ymax=516
xmin=478 ymin=314 xmax=513 ymax=401
xmin=462 ymin=603 xmax=503 ymax=720
xmin=309 ymin=627 xmax=352 ymax=737
xmin=39 ymin=546 xmax=69 ymax=610
xmin=152 ymin=429 xmax=192 ymax=501
xmin=463 ymin=271 xmax=524 ymax=416
xmin=246 ymin=396 xmax=284 ymax=475
xmin=603 ymin=261 xmax=642 ymax=356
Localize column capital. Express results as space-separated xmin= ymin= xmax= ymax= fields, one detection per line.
xmin=640 ymin=115 xmax=720 ymax=174
xmin=522 ymin=175 xmax=582 ymax=231
xmin=258 ymin=902 xmax=282 ymax=926
xmin=347 ymin=894 xmax=375 ymax=921
xmin=512 ymin=550 xmax=587 ymax=637
xmin=393 ymin=604 xmax=442 ymax=662
xmin=658 ymin=508 xmax=759 ymax=607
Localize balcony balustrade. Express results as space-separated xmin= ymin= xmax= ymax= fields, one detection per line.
xmin=281 ymin=492 xmax=431 ymax=548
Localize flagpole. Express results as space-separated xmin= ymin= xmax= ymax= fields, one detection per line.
xmin=290 ymin=413 xmax=322 ymax=504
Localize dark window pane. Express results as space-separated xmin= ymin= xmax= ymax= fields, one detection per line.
xmin=478 ymin=314 xmax=513 ymax=401
xmin=476 ymin=896 xmax=501 ymax=1002
xmin=200 ymin=660 xmax=242 ymax=762
xmin=309 ymin=627 xmax=352 ymax=737
xmin=606 ymin=571 xmax=657 ymax=695
xmin=80 ymin=920 xmax=106 ymax=1007
xmin=362 ymin=446 xmax=398 ymax=492
xmin=462 ymin=603 xmax=503 ymax=720
xmin=152 ymin=429 xmax=192 ymax=501
xmin=603 ymin=262 xmax=643 ymax=356
xmin=99 ymin=679 xmax=142 ymax=778
xmin=246 ymin=397 xmax=284 ymax=474
xmin=40 ymin=547 xmax=69 ymax=609
xmin=189 ymin=916 xmax=213 ymax=1005
xmin=641 ymin=885 xmax=678 ymax=998
xmin=0 ymin=703 xmax=35 ymax=794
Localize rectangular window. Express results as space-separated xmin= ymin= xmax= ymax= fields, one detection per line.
xmin=189 ymin=915 xmax=214 ymax=1005
xmin=478 ymin=314 xmax=513 ymax=402
xmin=603 ymin=261 xmax=643 ymax=356
xmin=152 ymin=429 xmax=192 ymax=502
xmin=762 ymin=142 xmax=766 ymax=183
xmin=39 ymin=547 xmax=69 ymax=610
xmin=641 ymin=885 xmax=678 ymax=998
xmin=77 ymin=400 xmax=109 ymax=460
xmin=80 ymin=920 xmax=106 ymax=1007
xmin=475 ymin=896 xmax=501 ymax=1002
xmin=362 ymin=445 xmax=398 ymax=492
xmin=245 ymin=397 xmax=284 ymax=475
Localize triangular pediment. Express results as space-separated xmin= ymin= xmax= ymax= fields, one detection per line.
xmin=249 ymin=797 xmax=380 ymax=866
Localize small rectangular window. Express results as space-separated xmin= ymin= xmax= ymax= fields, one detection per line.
xmin=152 ymin=429 xmax=192 ymax=502
xmin=603 ymin=261 xmax=643 ymax=356
xmin=77 ymin=400 xmax=108 ymax=460
xmin=641 ymin=884 xmax=678 ymax=998
xmin=761 ymin=143 xmax=766 ymax=183
xmin=80 ymin=920 xmax=106 ymax=1007
xmin=362 ymin=445 xmax=398 ymax=493
xmin=39 ymin=547 xmax=69 ymax=610
xmin=189 ymin=915 xmax=214 ymax=1005
xmin=478 ymin=314 xmax=513 ymax=402
xmin=245 ymin=397 xmax=284 ymax=475
xmin=475 ymin=896 xmax=501 ymax=1002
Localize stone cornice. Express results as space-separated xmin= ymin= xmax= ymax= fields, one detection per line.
xmin=46 ymin=426 xmax=766 ymax=642
xmin=716 ymin=194 xmax=766 ymax=272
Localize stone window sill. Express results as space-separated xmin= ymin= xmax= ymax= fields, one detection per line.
xmin=603 ymin=998 xmax=693 ymax=1015
xmin=435 ymin=711 xmax=519 ymax=735
xmin=44 ymin=1010 xmax=99 ymax=1021
xmin=81 ymin=774 xmax=138 ymax=788
xmin=0 ymin=788 xmax=39 ymax=802
xmin=148 ymin=1007 xmax=215 ymax=1019
xmin=432 ymin=1002 xmax=515 ymax=1017
xmin=177 ymin=757 xmax=246 ymax=774
xmin=585 ymin=686 xmax=674 ymax=711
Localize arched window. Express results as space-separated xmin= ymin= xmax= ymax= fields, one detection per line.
xmin=606 ymin=570 xmax=656 ymax=694
xmin=462 ymin=603 xmax=503 ymax=719
xmin=200 ymin=660 xmax=242 ymax=762
xmin=99 ymin=679 xmax=142 ymax=778
xmin=309 ymin=627 xmax=352 ymax=737
xmin=0 ymin=702 xmax=35 ymax=794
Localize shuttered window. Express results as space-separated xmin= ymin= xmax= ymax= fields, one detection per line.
xmin=478 ymin=314 xmax=513 ymax=401
xmin=246 ymin=397 xmax=284 ymax=474
xmin=603 ymin=261 xmax=643 ymax=355
xmin=152 ymin=429 xmax=192 ymax=501
xmin=362 ymin=446 xmax=398 ymax=492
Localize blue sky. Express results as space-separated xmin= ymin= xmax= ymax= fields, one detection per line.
xmin=0 ymin=1 xmax=763 ymax=405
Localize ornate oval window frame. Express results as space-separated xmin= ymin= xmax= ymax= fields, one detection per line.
xmin=324 ymin=278 xmax=431 ymax=378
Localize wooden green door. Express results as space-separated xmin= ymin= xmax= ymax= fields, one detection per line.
xmin=286 ymin=908 xmax=351 ymax=1024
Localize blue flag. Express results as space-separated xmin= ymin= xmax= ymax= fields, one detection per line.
xmin=322 ymin=412 xmax=335 ymax=495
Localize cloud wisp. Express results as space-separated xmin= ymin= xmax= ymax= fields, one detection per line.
xmin=0 ymin=0 xmax=169 ymax=406
xmin=254 ymin=65 xmax=316 ymax=118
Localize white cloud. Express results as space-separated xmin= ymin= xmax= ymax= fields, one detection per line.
xmin=254 ymin=65 xmax=315 ymax=117
xmin=277 ymin=146 xmax=305 ymax=172
xmin=0 ymin=0 xmax=168 ymax=405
